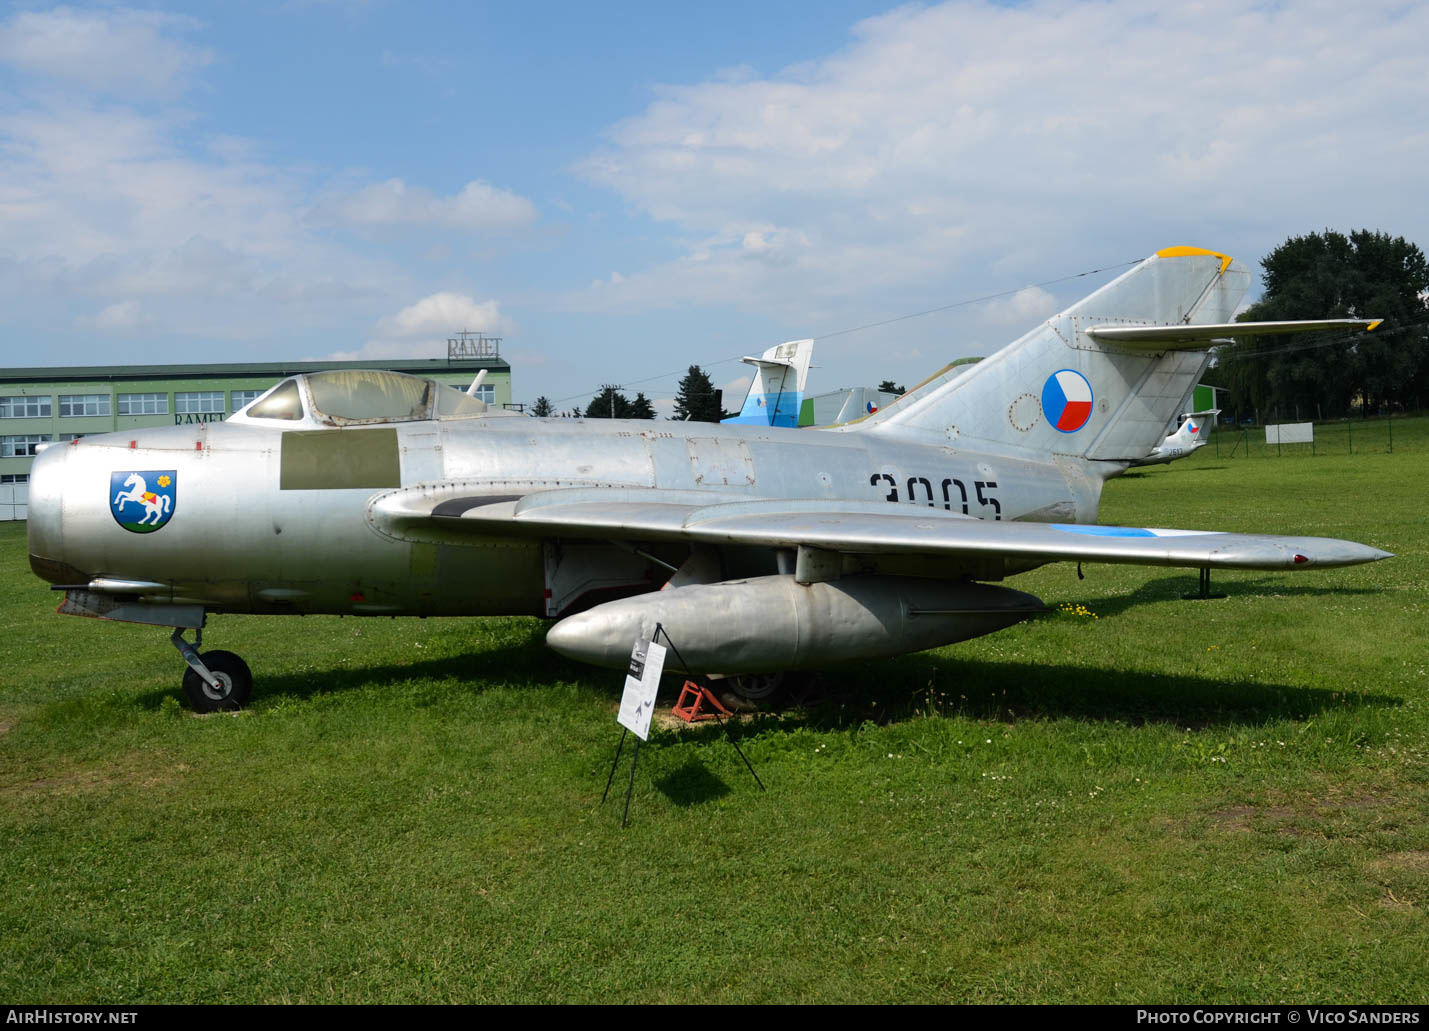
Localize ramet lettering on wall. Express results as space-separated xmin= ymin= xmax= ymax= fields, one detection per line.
xmin=173 ymin=413 xmax=226 ymax=425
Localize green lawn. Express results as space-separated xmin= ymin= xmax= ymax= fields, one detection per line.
xmin=1 ymin=420 xmax=1425 ymax=1003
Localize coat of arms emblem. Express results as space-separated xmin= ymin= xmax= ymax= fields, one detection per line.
xmin=110 ymin=470 xmax=177 ymax=533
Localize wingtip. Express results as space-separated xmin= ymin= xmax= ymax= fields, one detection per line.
xmin=1335 ymin=545 xmax=1394 ymax=566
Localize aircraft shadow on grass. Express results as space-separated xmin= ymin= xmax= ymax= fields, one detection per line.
xmin=1073 ymin=571 xmax=1388 ymax=619
xmin=644 ymin=656 xmax=1402 ymax=741
xmin=126 ymin=608 xmax=1397 ymax=734
xmin=131 ymin=628 xmax=568 ymax=710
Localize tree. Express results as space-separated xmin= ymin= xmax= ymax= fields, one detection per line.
xmin=530 ymin=396 xmax=554 ymax=417
xmin=1214 ymin=230 xmax=1429 ymax=419
xmin=673 ymin=365 xmax=722 ymax=422
xmin=628 ymin=392 xmax=656 ymax=420
xmin=584 ymin=384 xmax=633 ymax=419
xmin=878 ymin=379 xmax=906 ymax=395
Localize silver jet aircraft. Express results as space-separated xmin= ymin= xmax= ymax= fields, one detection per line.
xmin=27 ymin=246 xmax=1389 ymax=710
xmin=1130 ymin=409 xmax=1220 ymax=467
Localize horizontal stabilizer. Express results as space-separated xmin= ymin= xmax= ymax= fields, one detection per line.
xmin=1086 ymin=319 xmax=1381 ymax=349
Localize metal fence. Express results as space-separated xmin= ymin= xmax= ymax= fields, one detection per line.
xmin=1210 ymin=411 xmax=1422 ymax=458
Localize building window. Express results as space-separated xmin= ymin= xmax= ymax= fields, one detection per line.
xmin=58 ymin=394 xmax=111 ymax=418
xmin=0 ymin=473 xmax=28 ymax=483
xmin=176 ymin=391 xmax=225 ymax=414
xmin=447 ymin=381 xmax=495 ymax=403
xmin=231 ymin=389 xmax=265 ymax=410
xmin=57 ymin=433 xmax=89 ymax=442
xmin=1 ymin=435 xmax=49 ymax=457
xmin=0 ymin=395 xmax=52 ymax=418
xmin=117 ymin=393 xmax=169 ymax=416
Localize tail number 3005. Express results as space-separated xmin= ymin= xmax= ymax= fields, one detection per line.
xmin=869 ymin=473 xmax=1001 ymax=519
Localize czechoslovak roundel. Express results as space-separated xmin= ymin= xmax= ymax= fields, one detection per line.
xmin=1041 ymin=370 xmax=1093 ymax=433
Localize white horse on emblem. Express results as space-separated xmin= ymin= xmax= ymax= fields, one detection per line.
xmin=113 ymin=473 xmax=171 ymax=526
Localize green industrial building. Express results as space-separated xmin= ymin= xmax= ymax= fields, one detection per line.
xmin=0 ymin=337 xmax=512 ymax=519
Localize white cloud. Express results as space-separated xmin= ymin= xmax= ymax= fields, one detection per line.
xmin=573 ymin=0 xmax=1429 ymax=329
xmin=75 ymin=300 xmax=147 ymax=332
xmin=980 ymin=286 xmax=1058 ymax=326
xmin=0 ymin=7 xmax=541 ymax=359
xmin=721 ymin=374 xmax=752 ymax=406
xmin=0 ymin=10 xmax=433 ymax=351
xmin=0 ymin=91 xmax=406 ymax=343
xmin=326 ymin=292 xmax=515 ymax=360
xmin=378 ymin=292 xmax=514 ymax=339
xmin=0 ymin=6 xmax=213 ymax=99
xmin=317 ymin=178 xmax=539 ymax=231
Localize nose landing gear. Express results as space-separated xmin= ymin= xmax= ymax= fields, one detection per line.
xmin=171 ymin=628 xmax=253 ymax=712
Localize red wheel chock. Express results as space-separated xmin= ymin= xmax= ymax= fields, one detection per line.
xmin=673 ymin=680 xmax=734 ymax=723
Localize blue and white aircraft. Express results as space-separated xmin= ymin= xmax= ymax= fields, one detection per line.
xmin=721 ymin=339 xmax=814 ymax=428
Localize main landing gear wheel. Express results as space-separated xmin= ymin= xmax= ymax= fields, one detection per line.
xmin=719 ymin=672 xmax=787 ymax=711
xmin=182 ymin=650 xmax=253 ymax=713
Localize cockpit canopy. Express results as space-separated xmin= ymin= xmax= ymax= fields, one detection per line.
xmin=240 ymin=370 xmax=515 ymax=426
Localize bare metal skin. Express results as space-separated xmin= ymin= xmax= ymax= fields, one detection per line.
xmin=26 ymin=249 xmax=1390 ymax=706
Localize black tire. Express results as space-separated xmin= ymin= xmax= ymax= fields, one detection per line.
xmin=182 ymin=650 xmax=253 ymax=712
xmin=719 ymin=672 xmax=787 ymax=711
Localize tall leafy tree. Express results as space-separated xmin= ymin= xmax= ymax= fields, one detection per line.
xmin=530 ymin=396 xmax=554 ymax=417
xmin=1215 ymin=230 xmax=1429 ymax=419
xmin=673 ymin=365 xmax=722 ymax=422
xmin=878 ymin=379 xmax=906 ymax=395
xmin=628 ymin=392 xmax=657 ymax=420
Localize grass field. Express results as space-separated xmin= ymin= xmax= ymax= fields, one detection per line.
xmin=1 ymin=419 xmax=1425 ymax=1004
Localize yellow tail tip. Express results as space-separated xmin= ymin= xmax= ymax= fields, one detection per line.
xmin=1155 ymin=245 xmax=1234 ymax=275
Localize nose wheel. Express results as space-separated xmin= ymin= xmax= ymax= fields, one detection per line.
xmin=171 ymin=628 xmax=253 ymax=712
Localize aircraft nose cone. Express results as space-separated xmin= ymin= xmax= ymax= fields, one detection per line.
xmin=26 ymin=442 xmax=72 ymax=585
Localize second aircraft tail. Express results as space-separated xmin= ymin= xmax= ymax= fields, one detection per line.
xmin=722 ymin=339 xmax=815 ymax=428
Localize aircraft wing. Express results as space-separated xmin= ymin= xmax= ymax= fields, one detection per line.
xmin=369 ymin=486 xmax=1390 ymax=570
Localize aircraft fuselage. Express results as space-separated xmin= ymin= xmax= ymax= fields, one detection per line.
xmin=27 ymin=415 xmax=1098 ymax=618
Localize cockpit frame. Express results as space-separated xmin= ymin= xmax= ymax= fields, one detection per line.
xmin=231 ymin=369 xmax=509 ymax=428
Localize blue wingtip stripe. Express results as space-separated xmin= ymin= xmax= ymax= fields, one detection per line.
xmin=1051 ymin=524 xmax=1157 ymax=538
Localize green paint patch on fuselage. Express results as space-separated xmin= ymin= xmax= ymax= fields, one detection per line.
xmin=280 ymin=428 xmax=401 ymax=490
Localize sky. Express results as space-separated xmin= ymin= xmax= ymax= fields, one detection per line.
xmin=1 ymin=0 xmax=1426 ymax=414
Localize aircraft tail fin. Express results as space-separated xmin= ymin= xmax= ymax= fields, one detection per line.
xmin=1168 ymin=416 xmax=1200 ymax=447
xmin=722 ymin=339 xmax=814 ymax=428
xmin=854 ymin=247 xmax=1375 ymax=464
xmin=1184 ymin=409 xmax=1219 ymax=445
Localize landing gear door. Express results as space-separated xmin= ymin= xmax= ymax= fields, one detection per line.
xmin=542 ymin=541 xmax=662 ymax=618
